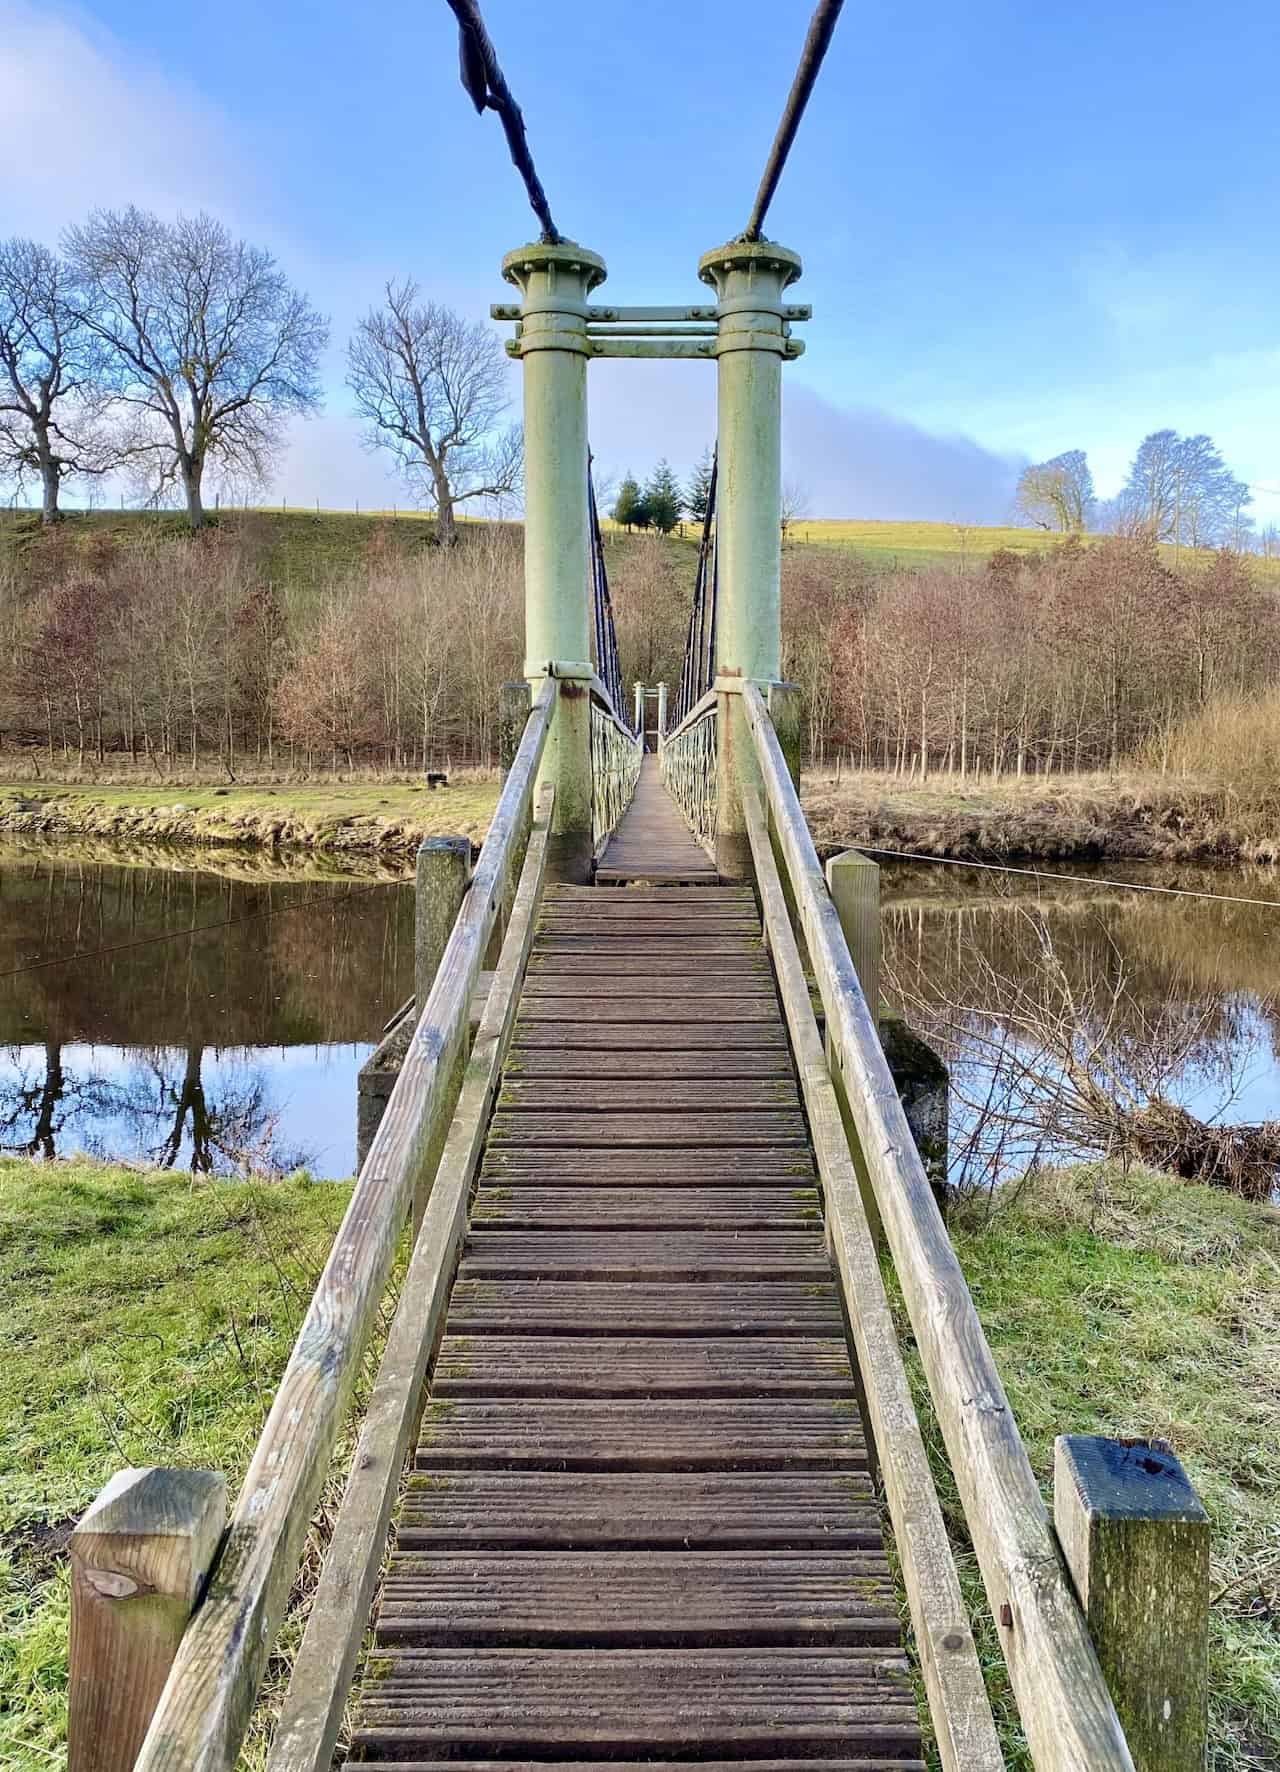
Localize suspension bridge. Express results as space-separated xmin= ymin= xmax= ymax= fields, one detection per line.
xmin=64 ymin=6 xmax=1210 ymax=1772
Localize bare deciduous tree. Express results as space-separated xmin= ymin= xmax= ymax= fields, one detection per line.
xmin=781 ymin=477 xmax=810 ymax=537
xmin=0 ymin=238 xmax=112 ymax=523
xmin=347 ymin=281 xmax=521 ymax=546
xmin=1015 ymin=450 xmax=1094 ymax=532
xmin=65 ymin=207 xmax=327 ymax=529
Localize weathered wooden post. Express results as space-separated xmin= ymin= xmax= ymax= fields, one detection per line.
xmin=1055 ymin=1435 xmax=1210 ymax=1771
xmin=826 ymin=850 xmax=880 ymax=1024
xmin=633 ymin=681 xmax=644 ymax=735
xmin=68 ymin=1467 xmax=225 ymax=1772
xmin=499 ymin=241 xmax=607 ymax=881
xmin=497 ymin=680 xmax=532 ymax=776
xmin=656 ymin=681 xmax=668 ymax=736
xmin=416 ymin=837 xmax=470 ymax=1015
xmin=699 ymin=239 xmax=805 ymax=879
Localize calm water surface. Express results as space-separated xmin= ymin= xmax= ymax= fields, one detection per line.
xmin=880 ymin=858 xmax=1280 ymax=1186
xmin=0 ymin=844 xmax=415 ymax=1177
xmin=6 ymin=842 xmax=1279 ymax=1186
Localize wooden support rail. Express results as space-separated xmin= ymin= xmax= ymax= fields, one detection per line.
xmin=129 ymin=679 xmax=555 ymax=1772
xmin=269 ymin=786 xmax=555 ymax=1772
xmin=741 ymin=780 xmax=1004 ymax=1772
xmin=740 ymin=680 xmax=1135 ymax=1772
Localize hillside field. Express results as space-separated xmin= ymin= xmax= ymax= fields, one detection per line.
xmin=3 ymin=508 xmax=1275 ymax=603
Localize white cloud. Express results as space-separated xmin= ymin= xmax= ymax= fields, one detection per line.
xmin=0 ymin=0 xmax=254 ymax=234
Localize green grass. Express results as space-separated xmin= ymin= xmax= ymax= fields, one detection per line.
xmin=893 ymin=1164 xmax=1280 ymax=1770
xmin=6 ymin=508 xmax=1277 ymax=600
xmin=0 ymin=776 xmax=502 ymax=851
xmin=3 ymin=1157 xmax=1276 ymax=1767
xmin=0 ymin=1160 xmax=360 ymax=1768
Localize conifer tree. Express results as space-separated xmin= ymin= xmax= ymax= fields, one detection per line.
xmin=685 ymin=447 xmax=714 ymax=524
xmin=612 ymin=471 xmax=643 ymax=531
xmin=644 ymin=459 xmax=683 ymax=534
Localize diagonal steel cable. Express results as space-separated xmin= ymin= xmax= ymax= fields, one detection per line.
xmin=743 ymin=0 xmax=845 ymax=240
xmin=443 ymin=0 xmax=562 ymax=243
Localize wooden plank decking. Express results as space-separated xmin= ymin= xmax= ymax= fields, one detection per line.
xmin=596 ymin=753 xmax=718 ymax=884
xmin=344 ymin=881 xmax=923 ymax=1768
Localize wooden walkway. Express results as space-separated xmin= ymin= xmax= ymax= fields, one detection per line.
xmin=344 ymin=880 xmax=924 ymax=1767
xmin=597 ymin=753 xmax=718 ymax=884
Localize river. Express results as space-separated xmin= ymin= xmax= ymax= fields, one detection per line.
xmin=3 ymin=842 xmax=1278 ymax=1187
xmin=881 ymin=858 xmax=1280 ymax=1190
xmin=0 ymin=842 xmax=415 ymax=1178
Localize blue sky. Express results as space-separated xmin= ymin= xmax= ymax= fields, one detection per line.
xmin=3 ymin=0 xmax=1278 ymax=523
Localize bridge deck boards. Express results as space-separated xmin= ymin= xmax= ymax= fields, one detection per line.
xmin=344 ymin=881 xmax=922 ymax=1767
xmin=596 ymin=753 xmax=720 ymax=884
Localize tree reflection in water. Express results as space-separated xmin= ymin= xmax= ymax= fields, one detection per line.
xmin=0 ymin=846 xmax=415 ymax=1176
xmin=881 ymin=861 xmax=1280 ymax=1198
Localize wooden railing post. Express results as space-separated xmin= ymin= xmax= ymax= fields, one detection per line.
xmin=69 ymin=1467 xmax=225 ymax=1772
xmin=497 ymin=681 xmax=532 ymax=776
xmin=655 ymin=681 xmax=667 ymax=736
xmin=826 ymin=850 xmax=880 ymax=1025
xmin=413 ymin=836 xmax=472 ymax=1229
xmin=416 ymin=837 xmax=471 ymax=1016
xmin=1055 ymin=1436 xmax=1210 ymax=1772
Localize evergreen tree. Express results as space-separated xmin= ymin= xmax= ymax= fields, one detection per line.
xmin=644 ymin=459 xmax=684 ymax=534
xmin=612 ymin=471 xmax=643 ymax=531
xmin=685 ymin=448 xmax=715 ymax=524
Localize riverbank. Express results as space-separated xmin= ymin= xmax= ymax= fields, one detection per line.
xmin=0 ymin=776 xmax=499 ymax=853
xmin=3 ymin=1157 xmax=1275 ymax=1767
xmin=5 ymin=767 xmax=1276 ymax=866
xmin=804 ymin=768 xmax=1280 ymax=864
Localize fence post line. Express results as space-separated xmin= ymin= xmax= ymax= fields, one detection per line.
xmin=500 ymin=239 xmax=607 ymax=882
xmin=1055 ymin=1436 xmax=1210 ymax=1772
xmin=68 ymin=1467 xmax=226 ymax=1772
xmin=699 ymin=237 xmax=803 ymax=880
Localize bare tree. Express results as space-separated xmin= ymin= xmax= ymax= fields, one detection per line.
xmin=1015 ymin=450 xmax=1094 ymax=532
xmin=65 ymin=208 xmax=327 ymax=529
xmin=0 ymin=239 xmax=112 ymax=523
xmin=780 ymin=477 xmax=810 ymax=538
xmin=347 ymin=281 xmax=521 ymax=546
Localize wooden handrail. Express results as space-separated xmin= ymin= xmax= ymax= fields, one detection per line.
xmin=268 ymin=785 xmax=556 ymax=1772
xmin=740 ymin=680 xmax=1134 ymax=1772
xmin=740 ymin=779 xmax=1004 ymax=1772
xmin=131 ymin=678 xmax=555 ymax=1772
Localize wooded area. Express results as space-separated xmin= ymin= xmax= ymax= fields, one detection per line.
xmin=0 ymin=517 xmax=1273 ymax=778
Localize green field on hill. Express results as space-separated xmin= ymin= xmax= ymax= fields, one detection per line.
xmin=3 ymin=508 xmax=1273 ymax=601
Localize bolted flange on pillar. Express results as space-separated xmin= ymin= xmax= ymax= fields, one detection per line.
xmin=698 ymin=238 xmax=804 ymax=880
xmin=500 ymin=240 xmax=607 ymax=882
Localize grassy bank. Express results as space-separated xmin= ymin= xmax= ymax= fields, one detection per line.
xmin=803 ymin=766 xmax=1280 ymax=864
xmin=907 ymin=1165 xmax=1280 ymax=1770
xmin=4 ymin=1157 xmax=1277 ymax=1766
xmin=0 ymin=775 xmax=501 ymax=853
xmin=0 ymin=1161 xmax=360 ymax=1768
xmin=4 ymin=762 xmax=1275 ymax=868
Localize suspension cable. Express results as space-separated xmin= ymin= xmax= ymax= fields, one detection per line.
xmin=443 ymin=0 xmax=561 ymax=243
xmin=743 ymin=0 xmax=845 ymax=241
